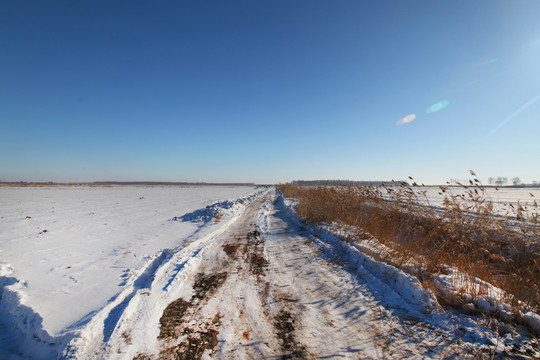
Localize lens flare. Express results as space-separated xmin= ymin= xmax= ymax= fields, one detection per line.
xmin=486 ymin=93 xmax=540 ymax=137
xmin=396 ymin=114 xmax=416 ymax=126
xmin=426 ymin=100 xmax=449 ymax=114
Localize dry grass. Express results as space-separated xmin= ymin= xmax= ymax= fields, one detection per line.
xmin=278 ymin=172 xmax=539 ymax=313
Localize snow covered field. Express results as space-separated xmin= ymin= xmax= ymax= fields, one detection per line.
xmin=415 ymin=186 xmax=539 ymax=216
xmin=1 ymin=185 xmax=538 ymax=359
xmin=0 ymin=185 xmax=260 ymax=358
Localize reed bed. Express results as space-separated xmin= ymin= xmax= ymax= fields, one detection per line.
xmin=278 ymin=171 xmax=539 ymax=314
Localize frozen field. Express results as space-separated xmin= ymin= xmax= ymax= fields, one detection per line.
xmin=0 ymin=185 xmax=260 ymax=358
xmin=1 ymin=185 xmax=538 ymax=359
xmin=395 ymin=186 xmax=540 ymax=217
xmin=425 ymin=186 xmax=539 ymax=208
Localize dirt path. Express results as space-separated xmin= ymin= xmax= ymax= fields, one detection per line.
xmin=147 ymin=190 xmax=475 ymax=359
xmin=71 ymin=189 xmax=514 ymax=359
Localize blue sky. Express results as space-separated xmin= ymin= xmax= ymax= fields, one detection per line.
xmin=1 ymin=1 xmax=539 ymax=184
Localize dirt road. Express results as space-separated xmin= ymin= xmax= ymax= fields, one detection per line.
xmin=69 ymin=189 xmax=516 ymax=359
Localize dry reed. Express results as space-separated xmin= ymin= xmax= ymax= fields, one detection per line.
xmin=278 ymin=172 xmax=539 ymax=313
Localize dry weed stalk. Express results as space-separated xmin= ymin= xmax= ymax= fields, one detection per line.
xmin=278 ymin=172 xmax=540 ymax=313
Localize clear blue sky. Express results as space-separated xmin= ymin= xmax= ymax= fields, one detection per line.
xmin=1 ymin=1 xmax=539 ymax=184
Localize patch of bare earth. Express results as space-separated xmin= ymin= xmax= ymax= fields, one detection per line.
xmin=240 ymin=228 xmax=310 ymax=358
xmin=155 ymin=207 xmax=312 ymax=359
xmin=243 ymin=232 xmax=309 ymax=359
xmin=133 ymin=354 xmax=153 ymax=360
xmin=223 ymin=227 xmax=268 ymax=280
xmin=155 ymin=223 xmax=271 ymax=359
xmin=157 ymin=273 xmax=227 ymax=360
xmin=223 ymin=225 xmax=311 ymax=358
xmin=274 ymin=309 xmax=309 ymax=359
xmin=245 ymin=229 xmax=268 ymax=278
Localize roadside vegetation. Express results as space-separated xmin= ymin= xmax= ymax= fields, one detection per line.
xmin=278 ymin=171 xmax=540 ymax=319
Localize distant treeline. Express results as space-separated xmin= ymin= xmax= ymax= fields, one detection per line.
xmin=93 ymin=181 xmax=257 ymax=186
xmin=0 ymin=181 xmax=257 ymax=187
xmin=291 ymin=180 xmax=401 ymax=186
xmin=289 ymin=180 xmax=540 ymax=188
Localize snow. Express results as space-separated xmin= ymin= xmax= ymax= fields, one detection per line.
xmin=275 ymin=189 xmax=539 ymax=355
xmin=81 ymin=188 xmax=450 ymax=358
xmin=524 ymin=311 xmax=540 ymax=335
xmin=0 ymin=185 xmax=261 ymax=358
xmin=415 ymin=186 xmax=540 ymax=216
xmin=277 ymin=194 xmax=439 ymax=311
xmin=1 ymin=185 xmax=538 ymax=359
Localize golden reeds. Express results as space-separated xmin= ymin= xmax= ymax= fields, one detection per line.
xmin=278 ymin=173 xmax=539 ymax=313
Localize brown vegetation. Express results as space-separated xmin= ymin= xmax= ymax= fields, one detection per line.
xmin=158 ymin=273 xmax=227 ymax=359
xmin=278 ymin=172 xmax=540 ymax=313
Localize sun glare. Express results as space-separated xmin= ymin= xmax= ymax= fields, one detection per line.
xmin=396 ymin=114 xmax=416 ymax=126
xmin=426 ymin=100 xmax=449 ymax=114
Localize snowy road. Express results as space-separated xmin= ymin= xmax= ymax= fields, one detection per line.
xmin=3 ymin=187 xmax=535 ymax=359
xmin=67 ymin=188 xmax=484 ymax=359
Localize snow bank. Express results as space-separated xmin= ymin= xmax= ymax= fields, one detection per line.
xmin=523 ymin=312 xmax=540 ymax=335
xmin=277 ymin=189 xmax=540 ymax=337
xmin=64 ymin=189 xmax=264 ymax=358
xmin=275 ymin=190 xmax=440 ymax=313
xmin=171 ymin=192 xmax=257 ymax=225
xmin=433 ymin=269 xmax=540 ymax=335
xmin=1 ymin=263 xmax=72 ymax=358
xmin=0 ymin=185 xmax=260 ymax=358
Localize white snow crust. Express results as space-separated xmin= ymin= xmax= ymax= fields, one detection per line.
xmin=0 ymin=185 xmax=260 ymax=358
xmin=1 ymin=185 xmax=538 ymax=359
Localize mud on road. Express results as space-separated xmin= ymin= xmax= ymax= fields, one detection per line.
xmin=154 ymin=193 xmax=315 ymax=359
xmin=63 ymin=189 xmax=539 ymax=360
xmin=158 ymin=272 xmax=227 ymax=359
xmin=145 ymin=190 xmax=527 ymax=360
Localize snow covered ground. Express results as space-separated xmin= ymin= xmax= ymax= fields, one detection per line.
xmin=0 ymin=185 xmax=261 ymax=359
xmin=414 ymin=186 xmax=539 ymax=216
xmin=1 ymin=185 xmax=538 ymax=359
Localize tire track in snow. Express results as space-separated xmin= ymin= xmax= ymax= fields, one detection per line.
xmin=64 ymin=191 xmax=268 ymax=359
xmin=151 ymin=189 xmax=439 ymax=359
xmin=68 ymin=188 xmax=505 ymax=359
xmin=153 ymin=193 xmax=283 ymax=359
xmin=255 ymin=189 xmax=478 ymax=359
